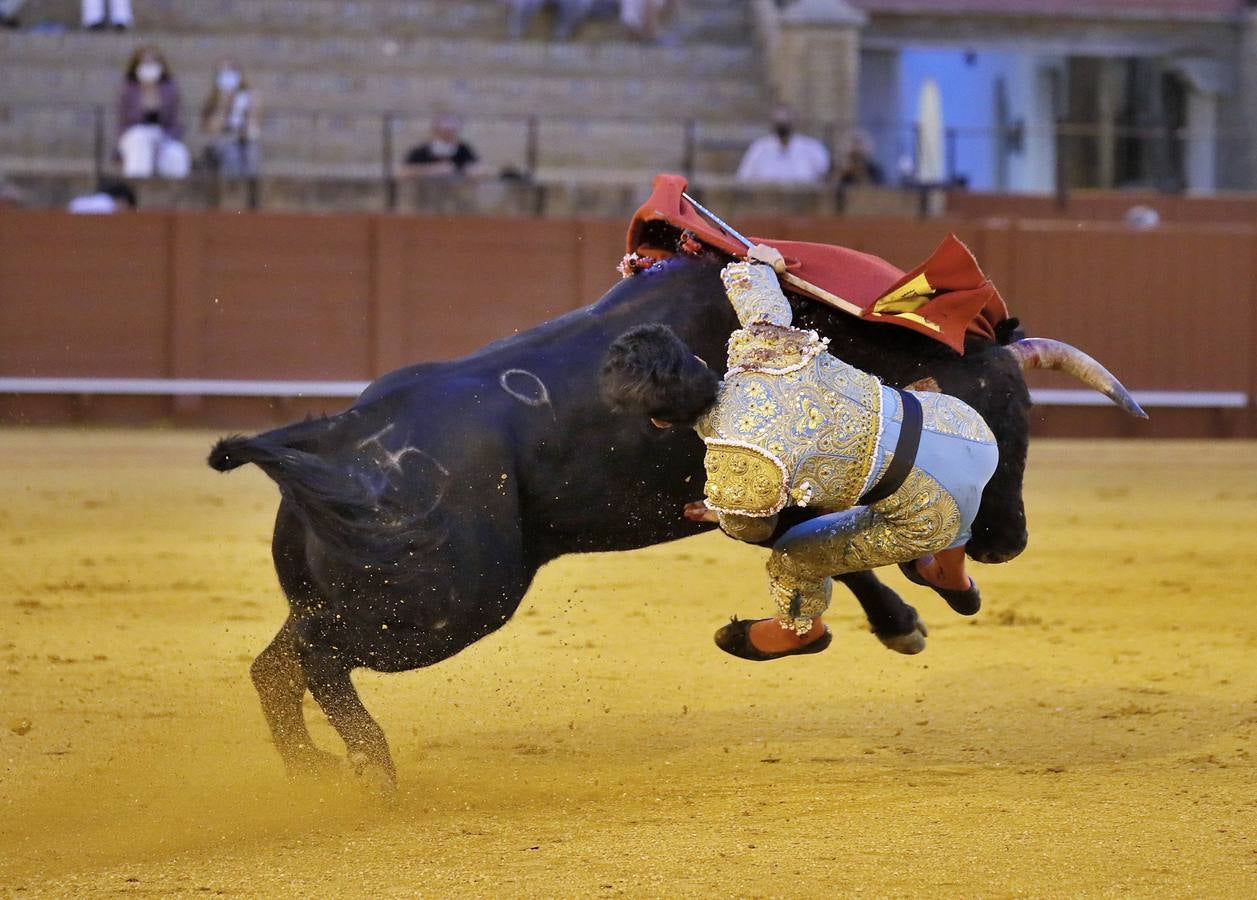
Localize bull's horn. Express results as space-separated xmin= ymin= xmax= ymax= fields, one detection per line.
xmin=1007 ymin=338 xmax=1148 ymax=419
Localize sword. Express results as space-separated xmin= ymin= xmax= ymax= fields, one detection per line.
xmin=681 ymin=191 xmax=754 ymax=250
xmin=680 ymin=192 xmax=865 ymax=318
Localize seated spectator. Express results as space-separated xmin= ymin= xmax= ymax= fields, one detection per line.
xmin=200 ymin=58 xmax=261 ymax=179
xmin=621 ymin=0 xmax=678 ymax=42
xmin=735 ymin=105 xmax=830 ymax=185
xmin=403 ymin=114 xmax=482 ymax=178
xmin=506 ymin=0 xmax=593 ymax=40
xmin=0 ymin=0 xmax=24 ymax=29
xmin=116 ymin=45 xmax=190 ymax=178
xmin=83 ymin=0 xmax=132 ymax=29
xmin=68 ymin=178 xmax=137 ymax=214
xmin=838 ymin=130 xmax=885 ymax=187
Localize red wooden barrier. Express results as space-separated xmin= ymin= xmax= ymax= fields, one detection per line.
xmin=0 ymin=209 xmax=1251 ymax=435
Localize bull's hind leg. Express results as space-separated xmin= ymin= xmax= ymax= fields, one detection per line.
xmin=303 ymin=654 xmax=396 ymax=794
xmin=251 ymin=618 xmax=341 ymax=776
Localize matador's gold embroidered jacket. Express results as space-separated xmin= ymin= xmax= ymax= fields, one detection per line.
xmin=696 ymin=262 xmax=887 ymax=543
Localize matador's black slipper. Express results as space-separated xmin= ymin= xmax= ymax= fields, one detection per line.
xmin=714 ymin=617 xmax=832 ymax=662
xmin=899 ymin=561 xmax=982 ymax=616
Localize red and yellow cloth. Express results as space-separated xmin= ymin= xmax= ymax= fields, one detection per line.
xmin=626 ymin=174 xmax=1009 ymax=354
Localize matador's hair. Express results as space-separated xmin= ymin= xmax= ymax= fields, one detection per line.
xmin=600 ymin=324 xmax=719 ymax=428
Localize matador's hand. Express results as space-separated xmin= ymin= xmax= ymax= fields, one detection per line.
xmin=683 ymin=501 xmax=719 ymax=523
xmin=746 ymin=243 xmax=787 ymax=274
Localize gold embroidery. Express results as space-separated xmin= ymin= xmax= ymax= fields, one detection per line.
xmin=699 ymin=350 xmax=883 ymax=514
xmin=700 ymin=259 xmax=884 ymax=524
xmin=762 ymin=467 xmax=962 ymax=633
xmin=726 ymin=323 xmax=824 ymax=376
xmin=917 ymin=391 xmax=994 ymax=443
xmin=838 ymin=468 xmax=962 ymax=571
xmin=702 ymin=440 xmax=788 ymax=517
xmin=764 ymin=568 xmax=832 ymax=635
xmin=717 ymin=512 xmax=778 ymax=543
xmin=788 ymin=480 xmax=814 ymax=507
xmin=721 ymin=262 xmax=793 ymax=327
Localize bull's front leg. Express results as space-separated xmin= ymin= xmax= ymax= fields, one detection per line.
xmin=835 ymin=570 xmax=927 ymax=655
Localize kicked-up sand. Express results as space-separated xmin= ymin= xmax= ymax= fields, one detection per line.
xmin=0 ymin=429 xmax=1254 ymax=897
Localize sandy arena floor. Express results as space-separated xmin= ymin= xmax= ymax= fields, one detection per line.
xmin=0 ymin=429 xmax=1255 ymax=897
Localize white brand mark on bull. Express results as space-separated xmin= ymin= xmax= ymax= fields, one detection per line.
xmin=356 ymin=427 xmax=452 ymax=516
xmin=499 ymin=369 xmax=554 ymax=415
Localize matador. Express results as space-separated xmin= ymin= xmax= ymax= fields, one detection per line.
xmin=601 ymin=249 xmax=999 ymax=661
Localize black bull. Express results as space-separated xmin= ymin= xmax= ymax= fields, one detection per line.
xmin=208 ymin=252 xmax=1109 ymax=787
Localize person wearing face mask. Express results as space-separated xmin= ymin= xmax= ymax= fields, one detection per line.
xmin=201 ymin=60 xmax=261 ymax=179
xmin=735 ymin=105 xmax=831 ymax=185
xmin=116 ymin=46 xmax=190 ymax=178
xmin=82 ymin=0 xmax=132 ymax=30
xmin=402 ymin=114 xmax=483 ymax=179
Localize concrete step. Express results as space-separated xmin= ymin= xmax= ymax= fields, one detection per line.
xmin=0 ymin=30 xmax=760 ymax=83
xmin=0 ymin=107 xmax=768 ymax=179
xmin=1 ymin=62 xmax=769 ymax=120
xmin=21 ymin=0 xmax=752 ymax=43
xmin=0 ymin=0 xmax=772 ymax=193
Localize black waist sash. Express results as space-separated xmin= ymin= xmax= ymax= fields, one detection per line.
xmin=857 ymin=388 xmax=923 ymax=506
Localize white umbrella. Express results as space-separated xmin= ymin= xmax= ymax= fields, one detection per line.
xmin=915 ymin=77 xmax=946 ymax=185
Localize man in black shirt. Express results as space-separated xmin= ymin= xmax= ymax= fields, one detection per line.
xmin=403 ymin=114 xmax=482 ymax=178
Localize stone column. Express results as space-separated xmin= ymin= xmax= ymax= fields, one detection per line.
xmin=1095 ymin=58 xmax=1124 ymax=190
xmin=1184 ymin=89 xmax=1219 ymax=193
xmin=1238 ymin=8 xmax=1257 ymax=189
xmin=1172 ymin=57 xmax=1226 ymax=194
xmin=771 ymin=0 xmax=867 ymax=131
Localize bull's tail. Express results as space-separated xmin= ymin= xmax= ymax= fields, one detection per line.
xmin=207 ymin=434 xmax=276 ymax=472
xmin=208 ymin=418 xmax=441 ymax=566
xmin=209 ymin=415 xmax=339 ymax=472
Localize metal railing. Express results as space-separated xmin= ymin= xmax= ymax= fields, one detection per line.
xmin=1 ymin=99 xmax=1251 ymax=210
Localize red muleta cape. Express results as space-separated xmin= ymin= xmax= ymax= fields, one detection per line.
xmin=626 ymin=174 xmax=1008 ymax=354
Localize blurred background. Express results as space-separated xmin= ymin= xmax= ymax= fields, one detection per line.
xmin=1 ymin=0 xmax=1253 ymax=437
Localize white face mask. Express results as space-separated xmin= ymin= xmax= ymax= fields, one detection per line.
xmin=136 ymin=62 xmax=163 ymax=84
xmin=216 ymin=69 xmax=241 ymax=93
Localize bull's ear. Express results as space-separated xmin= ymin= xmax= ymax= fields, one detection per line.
xmin=906 ymin=376 xmax=940 ymax=393
xmin=995 ymin=317 xmax=1025 ymax=345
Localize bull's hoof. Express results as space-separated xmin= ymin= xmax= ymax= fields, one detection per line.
xmin=878 ymin=617 xmax=927 ymax=655
xmin=967 ymin=546 xmax=1022 ymax=565
xmin=345 ymin=751 xmax=398 ymax=801
xmin=284 ymin=747 xmax=344 ymax=779
xmin=965 ymin=529 xmax=1027 ymax=565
